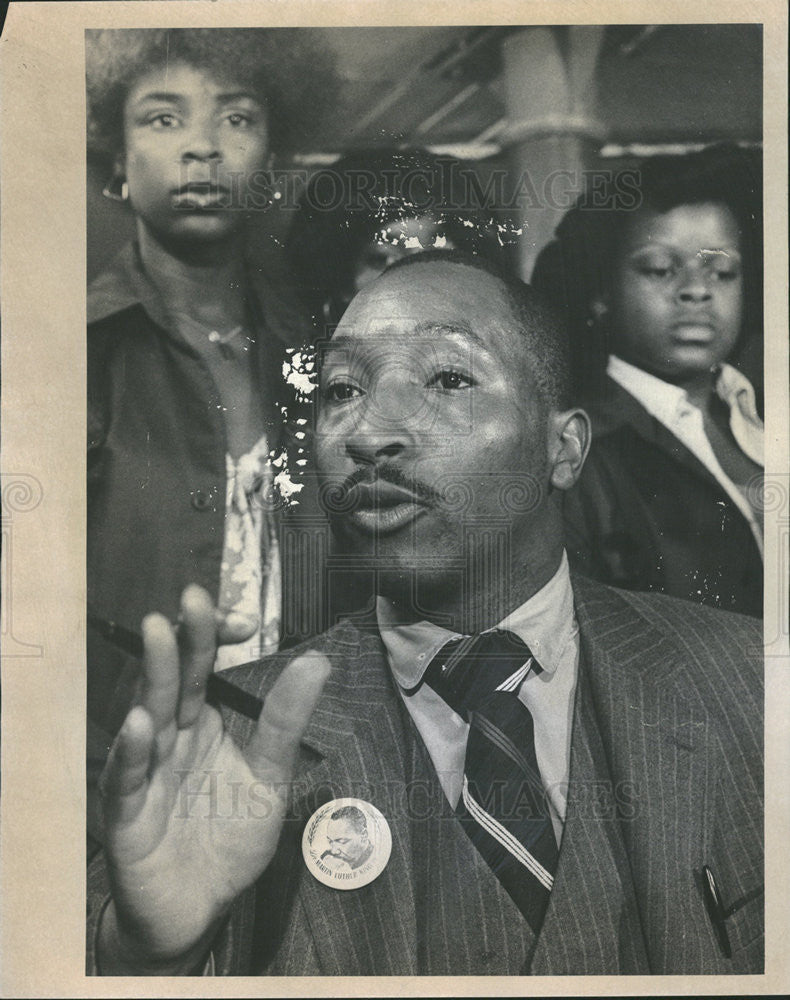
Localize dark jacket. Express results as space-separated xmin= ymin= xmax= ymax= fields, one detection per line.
xmin=87 ymin=244 xmax=314 ymax=766
xmin=563 ymin=377 xmax=762 ymax=617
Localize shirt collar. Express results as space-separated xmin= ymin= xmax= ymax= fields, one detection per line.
xmin=607 ymin=354 xmax=691 ymax=426
xmin=715 ymin=362 xmax=761 ymax=425
xmin=87 ymin=242 xmax=172 ymax=330
xmin=87 ymin=241 xmax=287 ymax=343
xmin=378 ymin=551 xmax=576 ymax=692
xmin=607 ymin=354 xmax=760 ymax=426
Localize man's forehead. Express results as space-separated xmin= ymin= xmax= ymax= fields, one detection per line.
xmin=332 ymin=263 xmax=514 ymax=348
xmin=328 ymin=318 xmax=488 ymax=352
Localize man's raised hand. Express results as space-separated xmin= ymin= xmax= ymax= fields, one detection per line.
xmin=97 ymin=584 xmax=330 ymax=974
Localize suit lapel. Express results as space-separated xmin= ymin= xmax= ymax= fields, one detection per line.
xmin=281 ymin=626 xmax=421 ymax=976
xmin=568 ymin=576 xmax=724 ymax=973
xmin=592 ymin=376 xmax=725 ymax=491
xmin=220 ymin=626 xmax=417 ymax=974
xmin=530 ymin=640 xmax=651 ymax=974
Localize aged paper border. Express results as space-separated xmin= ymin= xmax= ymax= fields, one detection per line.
xmin=1 ymin=1 xmax=787 ymax=995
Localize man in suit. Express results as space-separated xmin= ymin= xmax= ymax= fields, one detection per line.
xmin=90 ymin=251 xmax=763 ymax=976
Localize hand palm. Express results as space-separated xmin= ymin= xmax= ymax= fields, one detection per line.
xmin=100 ymin=586 xmax=329 ymax=968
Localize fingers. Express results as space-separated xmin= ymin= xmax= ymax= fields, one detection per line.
xmin=100 ymin=706 xmax=155 ymax=827
xmin=244 ymin=650 xmax=331 ymax=781
xmin=176 ymin=585 xmax=219 ymax=728
xmin=136 ymin=585 xmax=218 ymax=738
xmin=215 ymin=610 xmax=258 ymax=646
xmin=137 ymin=611 xmax=181 ymax=735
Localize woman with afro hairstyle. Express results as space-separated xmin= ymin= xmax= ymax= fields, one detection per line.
xmin=86 ymin=29 xmax=335 ymax=840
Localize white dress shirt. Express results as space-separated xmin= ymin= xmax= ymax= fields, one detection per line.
xmin=377 ymin=552 xmax=579 ymax=845
xmin=607 ymin=355 xmax=764 ymax=555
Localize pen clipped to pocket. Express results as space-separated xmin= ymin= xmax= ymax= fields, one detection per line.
xmin=701 ymin=864 xmax=764 ymax=961
xmin=702 ymin=865 xmax=732 ymax=959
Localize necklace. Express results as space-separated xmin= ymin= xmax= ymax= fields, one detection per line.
xmin=208 ymin=325 xmax=245 ymax=359
xmin=208 ymin=324 xmax=243 ymax=346
xmin=206 ymin=324 xmax=255 ymax=360
xmin=174 ymin=311 xmax=255 ymax=361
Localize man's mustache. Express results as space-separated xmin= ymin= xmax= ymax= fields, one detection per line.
xmin=321 ymin=463 xmax=443 ymax=515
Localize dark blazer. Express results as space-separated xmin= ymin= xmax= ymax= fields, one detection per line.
xmin=88 ymin=575 xmax=763 ymax=975
xmin=563 ymin=377 xmax=762 ymax=618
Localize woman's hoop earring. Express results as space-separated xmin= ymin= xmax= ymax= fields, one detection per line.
xmin=102 ymin=176 xmax=129 ymax=202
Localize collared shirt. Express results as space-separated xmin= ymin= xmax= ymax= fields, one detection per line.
xmin=607 ymin=355 xmax=764 ymax=555
xmin=88 ymin=241 xmax=174 ymax=330
xmin=377 ymin=552 xmax=579 ymax=845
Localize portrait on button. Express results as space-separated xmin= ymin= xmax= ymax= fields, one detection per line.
xmin=302 ymin=798 xmax=392 ymax=889
xmin=322 ymin=805 xmax=374 ymax=871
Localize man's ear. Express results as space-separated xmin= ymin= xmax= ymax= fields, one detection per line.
xmin=548 ymin=408 xmax=591 ymax=491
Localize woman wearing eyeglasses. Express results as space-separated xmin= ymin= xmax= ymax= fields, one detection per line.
xmin=534 ymin=144 xmax=763 ymax=617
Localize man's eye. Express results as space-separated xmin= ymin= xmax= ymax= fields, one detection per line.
xmin=428 ymin=369 xmax=473 ymax=390
xmin=324 ymin=380 xmax=363 ymax=402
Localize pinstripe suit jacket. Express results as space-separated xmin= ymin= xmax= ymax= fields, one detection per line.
xmin=206 ymin=575 xmax=763 ymax=976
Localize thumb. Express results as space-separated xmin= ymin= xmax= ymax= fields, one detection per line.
xmin=244 ymin=650 xmax=331 ymax=780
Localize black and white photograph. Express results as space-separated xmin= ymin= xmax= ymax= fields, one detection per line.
xmin=1 ymin=3 xmax=787 ymax=994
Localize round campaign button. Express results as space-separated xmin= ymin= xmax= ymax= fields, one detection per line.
xmin=302 ymin=798 xmax=392 ymax=890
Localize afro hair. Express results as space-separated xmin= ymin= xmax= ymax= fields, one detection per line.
xmin=86 ymin=27 xmax=337 ymax=158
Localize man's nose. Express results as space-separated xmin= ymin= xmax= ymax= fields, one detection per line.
xmin=343 ymin=381 xmax=422 ymax=466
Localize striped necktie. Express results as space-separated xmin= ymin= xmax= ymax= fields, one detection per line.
xmin=423 ymin=629 xmax=558 ymax=933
